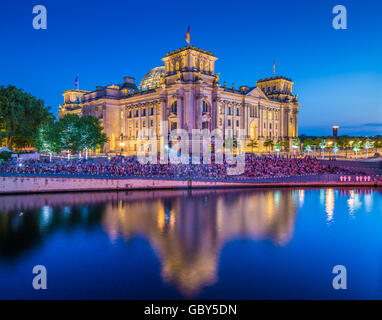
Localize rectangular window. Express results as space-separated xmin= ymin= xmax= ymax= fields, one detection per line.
xmin=120 ymin=111 xmax=124 ymax=120
xmin=150 ymin=120 xmax=154 ymax=127
xmin=263 ymin=111 xmax=267 ymax=120
xmin=236 ymin=120 xmax=239 ymax=127
xmin=228 ymin=119 xmax=231 ymax=126
xmin=236 ymin=108 xmax=239 ymax=116
xmin=219 ymin=118 xmax=222 ymax=126
xmin=150 ymin=107 xmax=154 ymax=115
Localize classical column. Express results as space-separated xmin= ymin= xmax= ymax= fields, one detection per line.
xmin=177 ymin=95 xmax=184 ymax=130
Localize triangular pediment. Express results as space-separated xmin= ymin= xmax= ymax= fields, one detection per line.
xmin=246 ymin=87 xmax=268 ymax=100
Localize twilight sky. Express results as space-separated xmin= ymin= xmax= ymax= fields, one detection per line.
xmin=0 ymin=0 xmax=381 ymax=136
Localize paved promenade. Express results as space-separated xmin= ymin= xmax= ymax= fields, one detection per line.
xmin=0 ymin=173 xmax=380 ymax=194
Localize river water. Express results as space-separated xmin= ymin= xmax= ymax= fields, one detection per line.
xmin=0 ymin=187 xmax=381 ymax=299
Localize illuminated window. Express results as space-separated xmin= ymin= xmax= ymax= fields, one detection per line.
xmin=170 ymin=64 xmax=174 ymax=72
xmin=275 ymin=112 xmax=278 ymax=120
xmin=206 ymin=63 xmax=210 ymax=72
xmin=120 ymin=111 xmax=124 ymax=120
xmin=269 ymin=112 xmax=273 ymax=120
xmin=200 ymin=61 xmax=204 ymax=70
xmin=176 ymin=62 xmax=179 ymax=71
xmin=219 ymin=105 xmax=222 ymax=114
xmin=264 ymin=111 xmax=267 ymax=120
xmin=219 ymin=118 xmax=222 ymax=126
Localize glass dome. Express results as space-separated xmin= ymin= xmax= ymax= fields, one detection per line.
xmin=139 ymin=66 xmax=165 ymax=90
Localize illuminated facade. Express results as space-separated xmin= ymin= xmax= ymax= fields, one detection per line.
xmin=58 ymin=46 xmax=300 ymax=153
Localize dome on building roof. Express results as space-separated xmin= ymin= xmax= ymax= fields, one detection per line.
xmin=139 ymin=66 xmax=165 ymax=90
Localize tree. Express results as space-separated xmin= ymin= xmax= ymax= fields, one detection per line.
xmin=0 ymin=85 xmax=53 ymax=149
xmin=352 ymin=140 xmax=361 ymax=160
xmin=291 ymin=138 xmax=300 ymax=157
xmin=247 ymin=139 xmax=258 ymax=153
xmin=274 ymin=140 xmax=282 ymax=157
xmin=55 ymin=114 xmax=82 ymax=159
xmin=363 ymin=140 xmax=373 ymax=159
xmin=264 ymin=139 xmax=274 ymax=152
xmin=36 ymin=122 xmax=59 ymax=161
xmin=77 ymin=116 xmax=108 ymax=159
xmin=319 ymin=139 xmax=326 ymax=159
xmin=332 ymin=143 xmax=339 ymax=158
xmin=305 ymin=144 xmax=312 ymax=156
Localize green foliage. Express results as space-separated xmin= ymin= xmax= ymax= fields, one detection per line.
xmin=36 ymin=114 xmax=108 ymax=155
xmin=292 ymin=138 xmax=300 ymax=149
xmin=274 ymin=140 xmax=282 ymax=152
xmin=247 ymin=139 xmax=258 ymax=152
xmin=319 ymin=139 xmax=327 ymax=150
xmin=353 ymin=140 xmax=361 ymax=152
xmin=0 ymin=151 xmax=12 ymax=162
xmin=263 ymin=139 xmax=274 ymax=151
xmin=0 ymin=85 xmax=54 ymax=149
xmin=363 ymin=140 xmax=373 ymax=150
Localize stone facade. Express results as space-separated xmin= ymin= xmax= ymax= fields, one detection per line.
xmin=58 ymin=46 xmax=300 ymax=154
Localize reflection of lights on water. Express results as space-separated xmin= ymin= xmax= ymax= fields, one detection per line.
xmin=62 ymin=206 xmax=72 ymax=218
xmin=81 ymin=206 xmax=89 ymax=220
xmin=40 ymin=205 xmax=53 ymax=229
xmin=364 ymin=193 xmax=373 ymax=213
xmin=298 ymin=190 xmax=305 ymax=207
xmin=319 ymin=189 xmax=325 ymax=207
xmin=274 ymin=191 xmax=281 ymax=207
xmin=325 ymin=189 xmax=334 ymax=223
xmin=348 ymin=190 xmax=362 ymax=217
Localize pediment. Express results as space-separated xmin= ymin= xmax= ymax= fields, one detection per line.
xmin=246 ymin=87 xmax=268 ymax=99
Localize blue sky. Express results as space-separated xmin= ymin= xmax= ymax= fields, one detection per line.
xmin=0 ymin=0 xmax=381 ymax=136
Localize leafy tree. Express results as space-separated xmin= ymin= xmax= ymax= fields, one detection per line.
xmin=247 ymin=139 xmax=258 ymax=153
xmin=35 ymin=122 xmax=61 ymax=161
xmin=55 ymin=114 xmax=82 ymax=159
xmin=0 ymin=85 xmax=53 ymax=149
xmin=77 ymin=116 xmax=108 ymax=159
xmin=363 ymin=139 xmax=373 ymax=159
xmin=263 ymin=139 xmax=274 ymax=152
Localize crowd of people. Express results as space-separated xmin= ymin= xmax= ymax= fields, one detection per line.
xmin=0 ymin=154 xmax=369 ymax=180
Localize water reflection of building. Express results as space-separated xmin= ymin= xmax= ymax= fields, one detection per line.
xmin=3 ymin=188 xmax=378 ymax=297
xmin=101 ymin=189 xmax=297 ymax=296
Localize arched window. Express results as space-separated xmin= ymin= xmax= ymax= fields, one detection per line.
xmin=200 ymin=61 xmax=204 ymax=70
xmin=202 ymin=101 xmax=208 ymax=113
xmin=171 ymin=101 xmax=177 ymax=114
